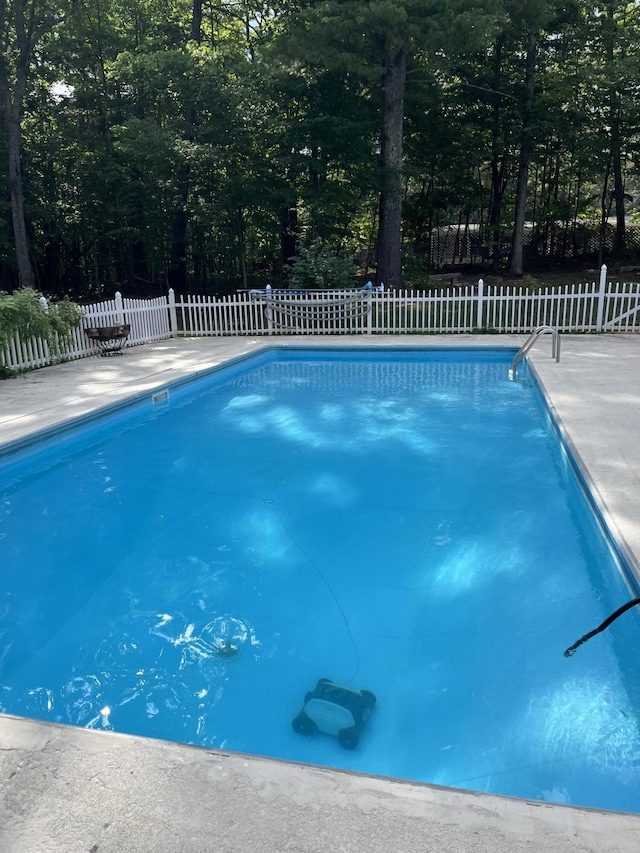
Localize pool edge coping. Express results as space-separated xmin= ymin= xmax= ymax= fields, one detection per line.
xmin=528 ymin=359 xmax=640 ymax=590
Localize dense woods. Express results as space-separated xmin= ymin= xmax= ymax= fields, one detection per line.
xmin=1 ymin=0 xmax=639 ymax=299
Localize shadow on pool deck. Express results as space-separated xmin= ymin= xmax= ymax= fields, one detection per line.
xmin=2 ymin=333 xmax=640 ymax=853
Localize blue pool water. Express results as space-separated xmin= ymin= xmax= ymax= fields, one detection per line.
xmin=1 ymin=347 xmax=640 ymax=812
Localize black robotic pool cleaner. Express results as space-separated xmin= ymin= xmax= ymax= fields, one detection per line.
xmin=292 ymin=678 xmax=376 ymax=749
xmin=564 ymin=596 xmax=640 ymax=657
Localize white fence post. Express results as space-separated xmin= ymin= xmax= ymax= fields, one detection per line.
xmin=476 ymin=278 xmax=484 ymax=330
xmin=595 ymin=264 xmax=607 ymax=332
xmin=115 ymin=291 xmax=125 ymax=324
xmin=168 ymin=288 xmax=178 ymax=337
xmin=366 ymin=290 xmax=373 ymax=334
xmin=265 ymin=284 xmax=273 ymax=335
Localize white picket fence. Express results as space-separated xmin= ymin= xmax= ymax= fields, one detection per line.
xmin=1 ymin=293 xmax=171 ymax=371
xmin=173 ymin=267 xmax=640 ymax=336
xmin=2 ymin=265 xmax=640 ymax=373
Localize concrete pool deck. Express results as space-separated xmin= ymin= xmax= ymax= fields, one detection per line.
xmin=1 ymin=333 xmax=640 ymax=852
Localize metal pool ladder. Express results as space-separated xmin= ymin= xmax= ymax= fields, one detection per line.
xmin=509 ymin=325 xmax=560 ymax=380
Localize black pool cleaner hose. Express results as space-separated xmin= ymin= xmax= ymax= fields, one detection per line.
xmin=564 ymin=596 xmax=640 ymax=657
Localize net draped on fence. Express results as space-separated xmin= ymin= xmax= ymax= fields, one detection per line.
xmin=250 ymin=289 xmax=371 ymax=334
xmin=2 ymin=267 xmax=640 ymax=372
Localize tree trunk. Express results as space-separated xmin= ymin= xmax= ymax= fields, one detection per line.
xmin=376 ymin=41 xmax=407 ymax=289
xmin=191 ymin=0 xmax=203 ymax=41
xmin=279 ymin=202 xmax=298 ymax=273
xmin=605 ymin=6 xmax=625 ymax=261
xmin=598 ymin=158 xmax=612 ymax=268
xmin=509 ymin=30 xmax=537 ymax=276
xmin=488 ymin=36 xmax=507 ymax=273
xmin=0 ymin=1 xmax=72 ymax=291
xmin=168 ymin=0 xmax=203 ymax=291
xmin=610 ymin=112 xmax=625 ymax=260
xmin=168 ymin=199 xmax=189 ymax=292
xmin=3 ymin=101 xmax=34 ymax=288
xmin=488 ymin=158 xmax=507 ymax=273
xmin=0 ymin=4 xmax=34 ymax=290
xmin=571 ymin=163 xmax=583 ymax=258
xmin=236 ymin=207 xmax=247 ymax=289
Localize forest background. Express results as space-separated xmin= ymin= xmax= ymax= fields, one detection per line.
xmin=1 ymin=0 xmax=639 ymax=301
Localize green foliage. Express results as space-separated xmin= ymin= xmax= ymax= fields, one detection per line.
xmin=287 ymin=240 xmax=357 ymax=289
xmin=3 ymin=0 xmax=640 ymax=297
xmin=520 ymin=274 xmax=540 ymax=292
xmin=0 ymin=288 xmax=83 ymax=357
xmin=401 ymin=245 xmax=433 ymax=288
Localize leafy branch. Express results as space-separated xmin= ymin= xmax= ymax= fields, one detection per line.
xmin=0 ymin=287 xmax=84 ymax=366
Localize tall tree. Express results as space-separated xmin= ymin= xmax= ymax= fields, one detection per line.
xmin=593 ymin=0 xmax=640 ymax=261
xmin=5 ymin=0 xmax=640 ymax=298
xmin=508 ymin=27 xmax=537 ymax=276
xmin=509 ymin=1 xmax=588 ymax=274
xmin=275 ymin=0 xmax=502 ymax=287
xmin=168 ymin=0 xmax=202 ymax=292
xmin=376 ymin=37 xmax=407 ymax=288
xmin=0 ymin=0 xmax=73 ymax=288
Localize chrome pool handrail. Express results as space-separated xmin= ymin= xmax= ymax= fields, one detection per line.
xmin=509 ymin=325 xmax=560 ymax=380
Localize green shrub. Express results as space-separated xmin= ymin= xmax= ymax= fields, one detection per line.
xmin=287 ymin=240 xmax=357 ymax=289
xmin=0 ymin=288 xmax=84 ymax=361
xmin=520 ymin=274 xmax=540 ymax=292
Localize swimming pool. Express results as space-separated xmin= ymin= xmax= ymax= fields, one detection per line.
xmin=1 ymin=346 xmax=640 ymax=813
